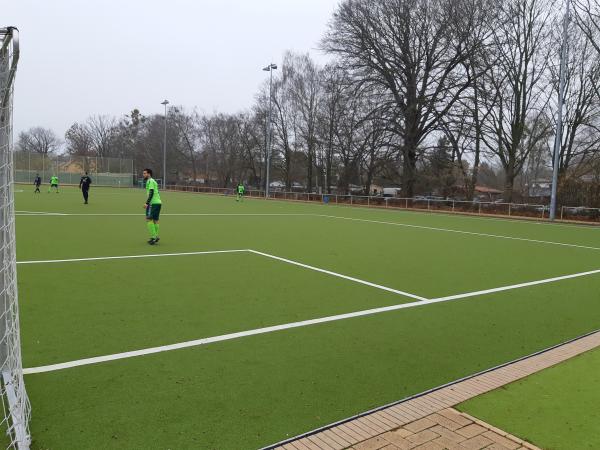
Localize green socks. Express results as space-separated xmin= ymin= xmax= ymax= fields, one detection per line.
xmin=146 ymin=222 xmax=160 ymax=239
xmin=147 ymin=222 xmax=156 ymax=239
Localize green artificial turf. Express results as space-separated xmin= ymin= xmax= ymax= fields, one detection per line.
xmin=458 ymin=347 xmax=600 ymax=450
xmin=13 ymin=185 xmax=600 ymax=449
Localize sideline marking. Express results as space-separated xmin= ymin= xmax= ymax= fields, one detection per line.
xmin=16 ymin=210 xmax=600 ymax=251
xmin=15 ymin=212 xmax=311 ymax=217
xmin=316 ymin=214 xmax=600 ymax=252
xmin=23 ymin=266 xmax=600 ymax=374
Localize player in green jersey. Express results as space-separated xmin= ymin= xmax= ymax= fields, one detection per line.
xmin=143 ymin=168 xmax=162 ymax=245
xmin=48 ymin=175 xmax=59 ymax=193
xmin=236 ymin=182 xmax=245 ymax=202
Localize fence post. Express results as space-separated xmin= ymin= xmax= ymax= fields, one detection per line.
xmin=368 ymin=196 xmax=370 ymax=207
xmin=560 ymin=206 xmax=564 ymax=220
xmin=509 ymin=204 xmax=511 ymax=216
xmin=428 ymin=200 xmax=430 ymax=211
xmin=478 ymin=202 xmax=482 ymax=215
xmin=405 ymin=198 xmax=408 ymax=209
xmin=350 ymin=195 xmax=353 ymax=205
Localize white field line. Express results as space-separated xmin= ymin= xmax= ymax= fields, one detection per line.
xmin=307 ymin=196 xmax=600 ymax=231
xmin=16 ymin=249 xmax=425 ymax=301
xmin=15 ymin=213 xmax=311 ymax=217
xmin=16 ymin=250 xmax=248 ymax=265
xmin=315 ymin=214 xmax=600 ymax=252
xmin=430 ymin=267 xmax=600 ymax=301
xmin=248 ymin=250 xmax=426 ymax=301
xmin=15 ymin=210 xmax=600 ymax=252
xmin=15 ymin=210 xmax=66 ymax=216
xmin=23 ymin=265 xmax=600 ymax=375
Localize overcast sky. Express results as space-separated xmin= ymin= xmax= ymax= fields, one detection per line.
xmin=4 ymin=0 xmax=340 ymax=136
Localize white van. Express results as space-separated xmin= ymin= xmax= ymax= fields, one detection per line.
xmin=382 ymin=187 xmax=401 ymax=197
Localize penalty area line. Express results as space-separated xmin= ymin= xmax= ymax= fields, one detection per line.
xmin=23 ymin=265 xmax=600 ymax=375
xmin=16 ymin=249 xmax=248 ymax=265
xmin=249 ymin=249 xmax=427 ymax=301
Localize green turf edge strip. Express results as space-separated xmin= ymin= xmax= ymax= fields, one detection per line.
xmin=259 ymin=328 xmax=600 ymax=450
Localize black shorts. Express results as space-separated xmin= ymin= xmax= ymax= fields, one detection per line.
xmin=51 ymin=184 xmax=58 ymax=188
xmin=146 ymin=204 xmax=162 ymax=221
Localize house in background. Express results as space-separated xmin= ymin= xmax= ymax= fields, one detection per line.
xmin=527 ymin=179 xmax=552 ymax=200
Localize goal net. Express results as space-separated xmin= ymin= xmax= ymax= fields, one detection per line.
xmin=0 ymin=27 xmax=30 ymax=449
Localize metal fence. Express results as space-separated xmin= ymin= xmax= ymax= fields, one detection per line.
xmin=13 ymin=153 xmax=134 ymax=187
xmin=166 ymin=184 xmax=600 ymax=224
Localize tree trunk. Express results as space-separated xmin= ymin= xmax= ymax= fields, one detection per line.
xmin=504 ymin=162 xmax=516 ymax=203
xmin=402 ymin=147 xmax=417 ymax=197
xmin=306 ymin=144 xmax=314 ymax=193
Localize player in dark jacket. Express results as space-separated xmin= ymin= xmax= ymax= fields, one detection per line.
xmin=33 ymin=174 xmax=41 ymax=193
xmin=79 ymin=172 xmax=92 ymax=204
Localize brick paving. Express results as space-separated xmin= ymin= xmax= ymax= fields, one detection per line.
xmin=273 ymin=330 xmax=600 ymax=450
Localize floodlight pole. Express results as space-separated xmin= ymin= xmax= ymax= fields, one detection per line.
xmin=263 ymin=63 xmax=277 ymax=198
xmin=550 ymin=0 xmax=570 ymax=221
xmin=161 ymin=100 xmax=169 ymax=189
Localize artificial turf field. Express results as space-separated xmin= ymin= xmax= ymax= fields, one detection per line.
xmin=13 ymin=185 xmax=600 ymax=449
xmin=459 ymin=346 xmax=600 ymax=450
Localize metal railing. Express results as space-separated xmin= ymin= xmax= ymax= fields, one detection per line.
xmin=165 ymin=184 xmax=600 ymax=224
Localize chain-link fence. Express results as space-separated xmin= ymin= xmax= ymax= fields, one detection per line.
xmin=166 ymin=184 xmax=600 ymax=224
xmin=14 ymin=153 xmax=134 ymax=187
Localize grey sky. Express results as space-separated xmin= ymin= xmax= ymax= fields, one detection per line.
xmin=4 ymin=0 xmax=339 ymax=136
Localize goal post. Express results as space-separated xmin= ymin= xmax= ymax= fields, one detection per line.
xmin=0 ymin=27 xmax=31 ymax=450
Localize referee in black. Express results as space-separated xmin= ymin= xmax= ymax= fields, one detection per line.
xmin=79 ymin=172 xmax=92 ymax=204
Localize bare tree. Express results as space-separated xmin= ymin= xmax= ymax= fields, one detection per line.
xmin=573 ymin=0 xmax=600 ymax=56
xmin=322 ymin=0 xmax=491 ymax=196
xmin=269 ymin=72 xmax=298 ymax=190
xmin=479 ymin=0 xmax=554 ymax=201
xmin=319 ymin=64 xmax=350 ymax=193
xmin=550 ymin=21 xmax=600 ymax=182
xmin=17 ymin=127 xmax=61 ymax=154
xmin=87 ymin=115 xmax=118 ymax=158
xmin=170 ymin=107 xmax=202 ymax=183
xmin=285 ymin=52 xmax=323 ymax=192
xmin=65 ymin=115 xmax=119 ymax=158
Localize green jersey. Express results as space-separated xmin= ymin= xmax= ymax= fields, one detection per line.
xmin=50 ymin=176 xmax=58 ymax=185
xmin=145 ymin=178 xmax=162 ymax=205
xmin=237 ymin=185 xmax=245 ymax=194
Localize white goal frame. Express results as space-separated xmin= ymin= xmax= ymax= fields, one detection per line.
xmin=0 ymin=27 xmax=30 ymax=450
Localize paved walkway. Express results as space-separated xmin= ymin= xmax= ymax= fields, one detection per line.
xmin=274 ymin=331 xmax=600 ymax=450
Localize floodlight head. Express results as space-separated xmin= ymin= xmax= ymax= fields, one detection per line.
xmin=161 ymin=100 xmax=169 ymax=105
xmin=263 ymin=66 xmax=271 ymax=72
xmin=271 ymin=64 xmax=278 ymax=70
